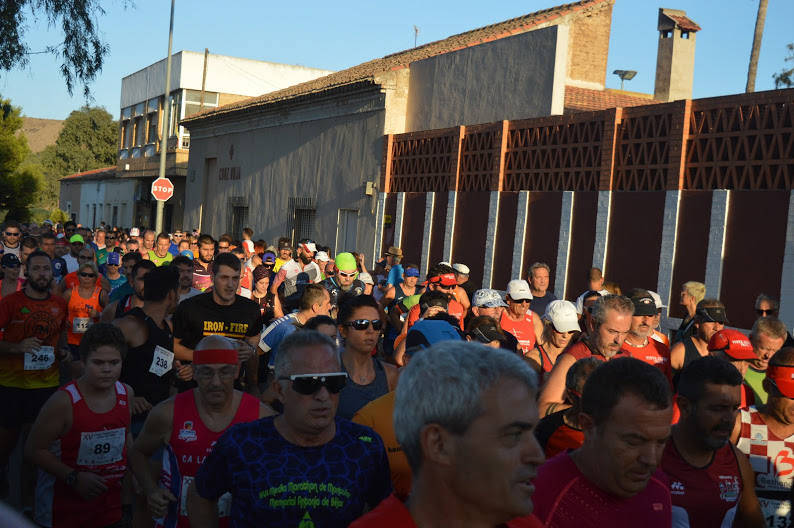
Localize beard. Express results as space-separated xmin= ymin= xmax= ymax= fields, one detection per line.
xmin=28 ymin=276 xmax=51 ymax=293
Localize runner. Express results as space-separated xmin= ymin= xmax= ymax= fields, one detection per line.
xmin=58 ymin=246 xmax=111 ymax=295
xmin=171 ymin=255 xmax=201 ymax=303
xmin=404 ymin=264 xmax=465 ymax=331
xmin=62 ymin=234 xmax=84 ymax=274
xmin=25 ymin=323 xmax=146 ymax=528
xmin=40 ymin=233 xmax=67 ymax=284
xmin=0 ymin=251 xmax=69 ymax=499
xmin=272 ymin=238 xmax=292 ymax=272
xmin=452 ymin=263 xmax=477 ymax=304
xmin=130 ymin=335 xmax=272 ymax=526
xmin=647 ymin=291 xmax=670 ymax=347
xmin=528 ymin=300 xmax=579 ymax=381
xmin=663 ymin=356 xmax=765 ymax=527
xmin=573 ymin=267 xmax=609 ymax=316
xmin=381 ymin=246 xmax=403 ymax=287
xmin=670 ymin=299 xmax=728 ymax=383
xmin=109 ymin=251 xmax=142 ymax=303
xmin=708 ymin=328 xmax=759 ymax=408
xmin=141 ymin=230 xmax=156 ymax=259
xmin=63 ymin=262 xmax=108 ymax=378
xmin=538 ymin=294 xmax=633 ymax=416
xmin=249 ymin=264 xmax=277 ymax=327
xmin=620 ymin=289 xmax=671 ymax=382
xmin=533 ymin=357 xmax=673 ymax=527
xmin=102 ymin=252 xmax=127 ymax=294
xmin=101 ymin=260 xmax=155 ymax=323
xmin=464 ymin=316 xmax=511 ymax=350
xmin=500 ymin=280 xmax=543 ymax=357
xmin=1 ymin=221 xmax=22 ymax=257
xmin=148 ymin=233 xmax=174 ymax=267
xmin=353 ymin=341 xmax=544 ymax=528
xmin=319 ymin=252 xmax=365 ymax=310
xmin=534 ymin=357 xmax=600 ymax=458
xmin=674 ymin=281 xmax=706 ymax=344
xmin=527 ymin=262 xmax=557 ymax=316
xmin=0 ymin=254 xmax=24 ymax=300
xmin=92 ymin=228 xmax=108 ymax=267
xmin=744 ymin=316 xmax=788 ymax=404
xmin=187 ymin=331 xmax=391 ymax=526
xmin=337 ymin=295 xmax=399 ymax=420
xmin=733 ymin=347 xmax=794 ymax=527
xmin=192 ymin=234 xmax=215 ymax=292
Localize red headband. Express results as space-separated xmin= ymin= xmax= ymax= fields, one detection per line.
xmin=427 ymin=273 xmax=457 ymax=287
xmin=767 ymin=365 xmax=794 ymax=398
xmin=193 ymin=348 xmax=238 ymax=365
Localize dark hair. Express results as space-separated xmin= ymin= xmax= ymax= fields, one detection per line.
xmin=21 ymin=236 xmax=39 ymax=249
xmin=64 ymin=220 xmax=76 ymax=229
xmin=581 ymin=357 xmax=672 ymax=426
xmin=40 ymin=232 xmax=56 ymax=242
xmin=231 ymin=246 xmax=244 ymax=256
xmin=242 ymin=227 xmax=253 ymax=238
xmin=565 ymin=357 xmax=602 ymax=393
xmin=131 ymin=259 xmax=156 ymax=278
xmin=219 ymin=234 xmax=232 ymax=245
xmin=298 ymin=284 xmax=329 ymax=311
xmin=427 ymin=263 xmax=455 ymax=280
xmin=337 ymin=294 xmax=380 ymax=325
xmin=122 ymin=251 xmax=143 ymax=265
xmin=171 ymin=255 xmax=192 ymax=268
xmin=419 ymin=290 xmax=449 ymax=313
xmin=3 ymin=220 xmax=19 ymax=230
xmin=143 ymin=266 xmax=180 ymax=302
xmin=304 ymin=315 xmax=337 ymax=331
xmin=677 ymin=356 xmax=742 ymax=404
xmin=25 ymin=250 xmax=50 ymax=271
xmin=212 ymin=252 xmax=241 ymax=274
xmin=770 ymin=347 xmax=794 ymax=368
xmin=156 ymin=232 xmax=170 ymax=242
xmin=79 ymin=322 xmax=127 ymax=361
xmin=197 ymin=234 xmax=215 ymax=247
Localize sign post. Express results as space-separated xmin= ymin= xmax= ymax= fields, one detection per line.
xmin=155 ymin=0 xmax=176 ymax=234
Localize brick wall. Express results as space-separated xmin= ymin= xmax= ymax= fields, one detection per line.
xmin=567 ymin=2 xmax=612 ymax=88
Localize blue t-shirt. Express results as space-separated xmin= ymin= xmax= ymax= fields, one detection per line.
xmin=194 ymin=416 xmax=392 ymax=527
xmin=258 ymin=314 xmax=299 ymax=367
xmin=387 ymin=264 xmax=404 ymax=287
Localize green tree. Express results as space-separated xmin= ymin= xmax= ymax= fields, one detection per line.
xmin=773 ymin=43 xmax=794 ymax=88
xmin=0 ymin=97 xmax=40 ymax=221
xmin=0 ymin=1 xmax=128 ymax=97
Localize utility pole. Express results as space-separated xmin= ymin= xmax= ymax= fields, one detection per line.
xmin=156 ymin=0 xmax=175 ymax=234
xmin=414 ymin=25 xmax=419 ymax=48
xmin=199 ymin=47 xmax=209 ymax=112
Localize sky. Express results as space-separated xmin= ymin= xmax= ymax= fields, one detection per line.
xmin=1 ymin=0 xmax=792 ymax=120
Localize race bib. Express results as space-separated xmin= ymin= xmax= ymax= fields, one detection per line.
xmin=24 ymin=346 xmax=55 ymax=371
xmin=76 ymin=428 xmax=126 ymax=466
xmin=180 ymin=476 xmax=231 ymax=518
xmin=149 ymin=346 xmax=174 ymax=377
xmin=72 ymin=317 xmax=91 ymax=334
xmin=760 ymin=497 xmax=791 ymax=528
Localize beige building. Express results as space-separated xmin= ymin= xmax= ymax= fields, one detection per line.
xmin=182 ymin=0 xmax=624 ymax=254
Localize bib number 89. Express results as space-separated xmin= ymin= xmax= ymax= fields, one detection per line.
xmin=93 ymin=443 xmax=111 ymax=455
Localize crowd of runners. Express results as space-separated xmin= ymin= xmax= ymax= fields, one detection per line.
xmin=0 ymin=218 xmax=792 ymax=527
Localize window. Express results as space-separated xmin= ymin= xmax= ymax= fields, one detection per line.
xmin=681 ymin=31 xmax=690 ymax=39
xmin=167 ymin=92 xmax=181 ymax=137
xmin=336 ymin=209 xmax=359 ymax=253
xmin=184 ymin=89 xmax=219 ymax=118
xmin=147 ymin=97 xmax=159 ymax=114
xmin=288 ymin=197 xmax=317 ymax=247
xmin=147 ymin=112 xmax=159 ymax=144
xmin=661 ymin=29 xmax=672 ymax=39
xmin=121 ymin=106 xmax=132 ymax=120
xmin=135 ymin=116 xmax=145 ymax=146
xmin=120 ymin=121 xmax=129 ymax=148
xmin=231 ymin=206 xmax=249 ymax=241
xmin=125 ymin=120 xmax=134 ymax=148
xmin=134 ymin=102 xmax=145 ymax=116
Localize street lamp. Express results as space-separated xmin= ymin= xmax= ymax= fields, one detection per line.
xmin=613 ymin=69 xmax=637 ymax=90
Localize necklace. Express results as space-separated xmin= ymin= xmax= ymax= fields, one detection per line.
xmin=623 ymin=337 xmax=648 ymax=348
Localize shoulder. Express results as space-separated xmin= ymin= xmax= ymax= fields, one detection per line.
xmin=563 ymin=341 xmax=591 ymax=360
xmin=335 ymin=419 xmax=386 ymax=451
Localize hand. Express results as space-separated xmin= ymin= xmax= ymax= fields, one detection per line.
xmin=146 ymin=487 xmax=177 ymax=518
xmin=174 ymin=360 xmax=193 ymax=382
xmin=88 ymin=306 xmax=99 ymax=318
xmin=58 ymin=346 xmax=72 ymax=362
xmin=74 ymin=472 xmax=108 ymax=500
xmin=15 ymin=337 xmax=42 ymax=355
xmin=234 ymin=340 xmax=255 ymax=363
xmin=355 ymin=253 xmax=365 ymax=266
xmin=131 ymin=396 xmax=153 ymax=415
xmin=421 ymin=306 xmax=446 ymax=319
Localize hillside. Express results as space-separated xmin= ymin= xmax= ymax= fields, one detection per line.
xmin=19 ymin=117 xmax=64 ymax=152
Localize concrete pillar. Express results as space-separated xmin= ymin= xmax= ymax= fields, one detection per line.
xmin=554 ymin=191 xmax=574 ymax=299
xmin=372 ymin=192 xmax=387 ymax=269
xmin=656 ymin=190 xmax=681 ymax=331
xmin=704 ymin=190 xmax=730 ymax=300
xmin=779 ymin=191 xmax=794 ymax=331
xmin=592 ymin=190 xmax=612 ymax=272
xmin=511 ymin=191 xmax=530 ymax=280
xmin=420 ymin=192 xmax=435 ymax=282
xmin=442 ymin=191 xmax=457 ymax=262
xmin=482 ymin=191 xmax=500 ymax=289
xmin=393 ymin=192 xmax=406 ymax=249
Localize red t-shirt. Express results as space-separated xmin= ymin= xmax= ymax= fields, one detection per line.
xmin=533 ymin=452 xmax=672 ymax=528
xmin=500 ymin=311 xmax=536 ymax=354
xmin=562 ymin=340 xmax=630 ymax=362
xmin=406 ymin=300 xmax=465 ymax=330
xmin=621 ymin=339 xmax=672 ymax=383
xmin=350 ymin=493 xmax=544 ymax=528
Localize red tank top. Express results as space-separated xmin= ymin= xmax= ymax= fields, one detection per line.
xmin=661 ymin=438 xmax=741 ymax=527
xmin=67 ymin=286 xmax=102 ymax=345
xmin=167 ymin=389 xmax=260 ymax=527
xmin=500 ymin=310 xmax=536 ymax=355
xmin=621 ymin=339 xmax=672 ymax=383
xmin=50 ymin=381 xmax=130 ymax=528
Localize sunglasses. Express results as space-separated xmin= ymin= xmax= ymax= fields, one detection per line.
xmin=279 ymin=372 xmax=348 ymax=395
xmin=4 ymin=232 xmax=20 ymax=237
xmin=338 ymin=271 xmax=357 ymax=278
xmin=78 ymin=255 xmax=93 ymax=260
xmin=756 ymin=309 xmax=777 ymax=316
xmin=343 ymin=319 xmax=383 ymax=331
xmin=79 ymin=272 xmax=96 ymax=278
xmin=511 ymin=298 xmax=531 ymax=304
xmin=437 ymin=284 xmax=456 ymax=290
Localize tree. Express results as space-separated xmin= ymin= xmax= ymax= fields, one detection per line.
xmin=0 ymin=97 xmax=40 ymax=221
xmin=0 ymin=1 xmax=127 ymax=97
xmin=773 ymin=43 xmax=794 ymax=88
xmin=746 ymin=0 xmax=768 ymax=93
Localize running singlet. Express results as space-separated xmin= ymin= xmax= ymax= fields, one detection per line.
xmin=36 ymin=381 xmax=130 ymax=528
xmin=500 ymin=311 xmax=536 ymax=355
xmin=337 ymin=356 xmax=389 ymax=420
xmin=534 ymin=410 xmax=584 ymax=459
xmin=157 ymin=390 xmax=260 ymax=528
xmin=61 ymin=271 xmax=103 ymax=292
xmin=661 ymin=438 xmax=741 ymax=527
xmin=193 ymin=417 xmax=392 ymax=527
xmin=66 ymin=286 xmax=102 ymax=346
xmin=147 ymin=250 xmax=173 ymax=266
xmin=406 ymin=299 xmax=465 ymax=330
xmin=620 ymin=339 xmax=672 ymax=382
xmin=533 ymin=452 xmax=672 ymax=528
xmin=736 ymin=406 xmax=794 ymax=527
xmin=0 ymin=291 xmax=68 ymax=389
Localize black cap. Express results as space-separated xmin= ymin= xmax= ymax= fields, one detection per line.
xmin=697 ymin=305 xmax=729 ymax=324
xmin=1 ymin=254 xmax=20 ymax=268
xmin=628 ymin=289 xmax=657 ymax=317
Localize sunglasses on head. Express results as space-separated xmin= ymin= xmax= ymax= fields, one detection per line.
xmin=79 ymin=272 xmax=96 ymax=278
xmin=343 ymin=319 xmax=383 ymax=331
xmin=279 ymin=372 xmax=348 ymax=395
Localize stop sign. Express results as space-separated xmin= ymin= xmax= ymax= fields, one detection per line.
xmin=151 ymin=177 xmax=174 ymax=201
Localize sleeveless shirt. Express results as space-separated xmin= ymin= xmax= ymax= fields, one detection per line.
xmin=338 ymin=356 xmax=389 ymax=420
xmin=66 ymin=286 xmax=102 ymax=345
xmin=120 ymin=307 xmax=174 ymax=414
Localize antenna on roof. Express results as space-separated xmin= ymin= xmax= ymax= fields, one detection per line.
xmin=612 ymin=69 xmax=637 ymax=91
xmin=414 ymin=25 xmax=420 ymax=48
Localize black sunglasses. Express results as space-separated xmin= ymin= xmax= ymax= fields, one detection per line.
xmin=279 ymin=372 xmax=348 ymax=395
xmin=79 ymin=272 xmax=96 ymax=278
xmin=756 ymin=309 xmax=777 ymax=316
xmin=343 ymin=319 xmax=383 ymax=331
xmin=4 ymin=232 xmax=20 ymax=237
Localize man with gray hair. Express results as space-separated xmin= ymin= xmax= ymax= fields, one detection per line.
xmin=527 ymin=262 xmax=557 ymax=316
xmin=351 ymin=342 xmax=545 ymax=527
xmin=189 ymin=331 xmax=391 ymax=527
xmin=539 ymin=294 xmax=634 ymax=416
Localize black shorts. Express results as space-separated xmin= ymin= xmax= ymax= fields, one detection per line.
xmin=0 ymin=385 xmax=58 ymax=429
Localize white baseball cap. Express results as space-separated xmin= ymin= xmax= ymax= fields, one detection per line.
xmin=648 ymin=290 xmax=666 ymax=310
xmin=506 ymin=280 xmax=532 ymax=301
xmin=129 ymin=227 xmax=140 ymax=237
xmin=315 ymin=251 xmax=330 ymax=262
xmin=453 ymin=263 xmax=470 ymax=275
xmin=543 ymin=300 xmax=580 ymax=333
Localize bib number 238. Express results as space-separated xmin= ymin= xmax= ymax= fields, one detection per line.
xmin=149 ymin=346 xmax=174 ymax=377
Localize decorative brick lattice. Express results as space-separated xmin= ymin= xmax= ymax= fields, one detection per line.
xmin=613 ymin=105 xmax=675 ymax=191
xmin=685 ymin=93 xmax=794 ymax=190
xmin=503 ymin=116 xmax=603 ymax=191
xmin=459 ymin=123 xmax=503 ymax=192
xmin=389 ymin=128 xmax=460 ymax=193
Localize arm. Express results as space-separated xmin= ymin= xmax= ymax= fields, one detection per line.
xmin=187 ymin=484 xmax=219 ymax=528
xmin=130 ymin=399 xmax=177 ymax=518
xmin=99 ymin=275 xmax=111 ymax=293
xmin=455 ymin=287 xmax=470 ymax=314
xmin=100 ymin=301 xmax=119 ymax=323
xmin=271 ymin=292 xmax=284 ymax=319
xmin=379 ymin=286 xmax=396 ymax=310
xmin=732 ymin=445 xmax=766 ymax=527
xmin=381 ymin=361 xmax=400 ymax=391
xmin=532 ymin=311 xmax=544 ymax=345
xmin=173 ymin=336 xmax=194 ymax=362
xmin=244 ymin=335 xmax=260 ymax=396
xmin=670 ymin=342 xmax=685 ymax=371
xmin=99 ymin=290 xmax=109 ymax=309
xmin=538 ymin=353 xmax=575 ymax=416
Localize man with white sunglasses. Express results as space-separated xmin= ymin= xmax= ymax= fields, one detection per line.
xmin=188 ymin=330 xmax=391 ymax=527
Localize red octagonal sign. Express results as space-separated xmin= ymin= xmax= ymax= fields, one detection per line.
xmin=151 ymin=177 xmax=174 ymax=201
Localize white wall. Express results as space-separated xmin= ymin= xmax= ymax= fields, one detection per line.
xmin=76 ymin=179 xmax=136 ymax=228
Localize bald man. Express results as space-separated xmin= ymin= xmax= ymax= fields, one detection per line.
xmin=130 ymin=335 xmax=274 ymax=526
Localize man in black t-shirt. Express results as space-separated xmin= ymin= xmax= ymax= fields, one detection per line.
xmin=173 ymin=253 xmax=263 ymax=394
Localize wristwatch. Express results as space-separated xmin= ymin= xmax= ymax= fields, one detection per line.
xmin=65 ymin=470 xmax=79 ymax=487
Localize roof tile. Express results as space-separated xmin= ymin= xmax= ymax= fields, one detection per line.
xmin=564 ymin=86 xmax=661 ymax=113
